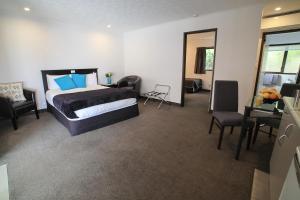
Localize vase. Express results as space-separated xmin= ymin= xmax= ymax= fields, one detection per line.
xmin=106 ymin=77 xmax=112 ymax=85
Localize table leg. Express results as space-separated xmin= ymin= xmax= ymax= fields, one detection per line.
xmin=247 ymin=125 xmax=253 ymax=150
xmin=235 ymin=124 xmax=247 ymax=160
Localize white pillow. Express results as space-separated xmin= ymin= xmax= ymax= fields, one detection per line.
xmin=46 ymin=74 xmax=68 ymax=90
xmin=86 ymin=73 xmax=98 ymax=86
xmin=0 ymin=82 xmax=26 ymax=102
xmin=0 ymin=83 xmax=11 ymax=99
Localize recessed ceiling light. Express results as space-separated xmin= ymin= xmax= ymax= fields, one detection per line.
xmin=274 ymin=17 xmax=279 ymax=20
xmin=24 ymin=7 xmax=30 ymax=12
xmin=274 ymin=7 xmax=281 ymax=11
xmin=106 ymin=24 xmax=111 ymax=28
xmin=192 ymin=14 xmax=199 ymax=17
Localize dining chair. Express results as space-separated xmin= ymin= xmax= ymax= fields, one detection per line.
xmin=209 ymin=80 xmax=253 ymax=149
xmin=252 ymin=83 xmax=300 ymax=145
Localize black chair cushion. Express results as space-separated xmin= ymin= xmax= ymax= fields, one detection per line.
xmin=12 ymin=100 xmax=34 ymax=110
xmin=213 ymin=111 xmax=243 ymax=126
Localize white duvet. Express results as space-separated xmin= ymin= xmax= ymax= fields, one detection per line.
xmin=46 ymin=85 xmax=137 ymax=121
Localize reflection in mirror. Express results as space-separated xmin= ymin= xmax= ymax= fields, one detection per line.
xmin=253 ymin=30 xmax=300 ymax=111
xmin=183 ymin=30 xmax=216 ymax=110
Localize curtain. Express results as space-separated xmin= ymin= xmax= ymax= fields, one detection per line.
xmin=194 ymin=47 xmax=206 ymax=74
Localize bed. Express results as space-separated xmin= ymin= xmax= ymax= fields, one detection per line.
xmin=41 ymin=68 xmax=139 ymax=136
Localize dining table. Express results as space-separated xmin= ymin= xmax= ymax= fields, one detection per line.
xmin=235 ymin=97 xmax=283 ymax=160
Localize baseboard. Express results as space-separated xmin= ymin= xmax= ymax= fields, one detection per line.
xmin=38 ymin=108 xmax=47 ymax=113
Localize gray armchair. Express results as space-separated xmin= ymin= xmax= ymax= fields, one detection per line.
xmin=117 ymin=75 xmax=141 ymax=96
xmin=0 ymin=89 xmax=39 ymax=130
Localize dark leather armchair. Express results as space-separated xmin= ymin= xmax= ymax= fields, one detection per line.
xmin=0 ymin=89 xmax=39 ymax=130
xmin=117 ymin=75 xmax=141 ymax=96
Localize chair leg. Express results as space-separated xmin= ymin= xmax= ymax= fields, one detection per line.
xmin=269 ymin=126 xmax=273 ymax=138
xmin=11 ymin=117 xmax=18 ymax=130
xmin=34 ymin=106 xmax=39 ymax=119
xmin=209 ymin=117 xmax=214 ymax=134
xmin=217 ymin=126 xmax=225 ymax=149
xmin=230 ymin=126 xmax=234 ymax=134
xmin=252 ymin=123 xmax=260 ymax=144
xmin=247 ymin=125 xmax=254 ymax=150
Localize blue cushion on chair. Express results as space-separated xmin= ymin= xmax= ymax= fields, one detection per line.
xmin=54 ymin=75 xmax=77 ymax=90
xmin=71 ymin=74 xmax=86 ymax=88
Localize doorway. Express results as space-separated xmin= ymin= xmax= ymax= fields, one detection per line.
xmin=181 ymin=28 xmax=217 ymax=110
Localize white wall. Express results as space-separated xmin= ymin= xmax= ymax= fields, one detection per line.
xmin=0 ymin=16 xmax=124 ymax=109
xmin=185 ymin=32 xmax=215 ymax=90
xmin=124 ymin=4 xmax=263 ymax=111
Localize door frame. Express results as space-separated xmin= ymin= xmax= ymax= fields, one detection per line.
xmin=251 ymin=28 xmax=300 ymax=107
xmin=181 ymin=28 xmax=218 ymax=109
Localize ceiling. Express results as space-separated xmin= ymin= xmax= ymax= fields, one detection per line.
xmin=0 ymin=0 xmax=265 ymax=32
xmin=263 ymin=0 xmax=300 ymax=17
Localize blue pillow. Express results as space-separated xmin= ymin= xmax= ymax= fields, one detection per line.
xmin=71 ymin=74 xmax=86 ymax=88
xmin=54 ymin=75 xmax=77 ymax=90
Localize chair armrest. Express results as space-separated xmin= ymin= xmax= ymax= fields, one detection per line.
xmin=23 ymin=89 xmax=36 ymax=102
xmin=0 ymin=96 xmax=13 ymax=117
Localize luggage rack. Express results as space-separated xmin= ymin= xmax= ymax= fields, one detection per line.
xmin=143 ymin=84 xmax=171 ymax=109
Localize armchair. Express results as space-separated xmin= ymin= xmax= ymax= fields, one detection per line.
xmin=0 ymin=89 xmax=39 ymax=130
xmin=117 ymin=75 xmax=141 ymax=96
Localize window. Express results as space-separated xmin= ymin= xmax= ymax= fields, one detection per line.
xmin=285 ymin=49 xmax=300 ymax=73
xmin=205 ymin=48 xmax=214 ymax=70
xmin=262 ymin=45 xmax=300 ymax=74
xmin=194 ymin=47 xmax=215 ymax=74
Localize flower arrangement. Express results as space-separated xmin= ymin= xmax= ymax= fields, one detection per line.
xmin=105 ymin=72 xmax=113 ymax=84
xmin=105 ymin=72 xmax=113 ymax=77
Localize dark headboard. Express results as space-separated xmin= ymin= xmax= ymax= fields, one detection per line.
xmin=41 ymin=68 xmax=98 ymax=94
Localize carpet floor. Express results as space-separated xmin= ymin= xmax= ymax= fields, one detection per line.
xmin=0 ymin=93 xmax=274 ymax=200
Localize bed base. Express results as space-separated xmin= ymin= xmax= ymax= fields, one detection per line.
xmin=48 ymin=104 xmax=139 ymax=136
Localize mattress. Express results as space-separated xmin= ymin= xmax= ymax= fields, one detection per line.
xmin=46 ymin=85 xmax=137 ymax=121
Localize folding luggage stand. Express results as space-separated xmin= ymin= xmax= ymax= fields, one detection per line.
xmin=143 ymin=84 xmax=171 ymax=109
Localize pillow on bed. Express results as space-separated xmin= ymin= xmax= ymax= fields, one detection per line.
xmin=71 ymin=74 xmax=86 ymax=88
xmin=54 ymin=75 xmax=77 ymax=91
xmin=86 ymin=73 xmax=98 ymax=86
xmin=47 ymin=74 xmax=68 ymax=90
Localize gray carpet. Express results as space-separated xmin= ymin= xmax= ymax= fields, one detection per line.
xmin=0 ymin=93 xmax=274 ymax=200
